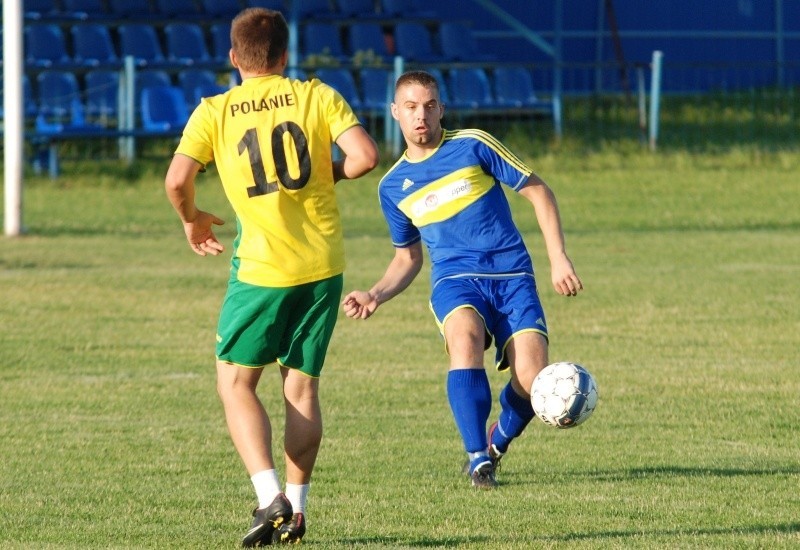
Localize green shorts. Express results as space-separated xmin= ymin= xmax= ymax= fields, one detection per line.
xmin=215 ymin=274 xmax=343 ymax=377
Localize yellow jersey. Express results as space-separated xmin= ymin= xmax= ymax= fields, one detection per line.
xmin=175 ymin=74 xmax=361 ymax=287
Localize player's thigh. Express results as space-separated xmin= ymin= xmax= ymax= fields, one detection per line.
xmin=488 ymin=276 xmax=548 ymax=372
xmin=506 ymin=331 xmax=549 ymax=396
xmin=216 ymin=280 xmax=291 ymax=367
xmin=279 ymin=274 xmax=343 ymax=377
xmin=442 ymin=307 xmax=487 ymax=367
xmin=216 ymin=359 xmax=264 ymax=393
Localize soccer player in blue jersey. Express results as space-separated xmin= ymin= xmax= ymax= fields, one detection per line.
xmin=342 ymin=70 xmax=583 ymax=489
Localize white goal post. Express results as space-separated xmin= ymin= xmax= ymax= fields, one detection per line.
xmin=3 ymin=0 xmax=24 ymax=237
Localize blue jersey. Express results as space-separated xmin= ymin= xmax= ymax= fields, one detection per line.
xmin=378 ymin=129 xmax=534 ymax=287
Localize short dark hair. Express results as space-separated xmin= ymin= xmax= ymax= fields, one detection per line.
xmin=395 ymin=70 xmax=440 ymax=97
xmin=231 ymin=8 xmax=288 ymax=72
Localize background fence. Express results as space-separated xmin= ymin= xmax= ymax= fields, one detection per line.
xmin=3 ymin=0 xmax=800 ymax=177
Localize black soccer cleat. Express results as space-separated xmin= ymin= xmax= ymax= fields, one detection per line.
xmin=460 ymin=422 xmax=506 ymax=476
xmin=272 ymin=513 xmax=306 ymax=544
xmin=241 ymin=493 xmax=293 ymax=547
xmin=470 ymin=460 xmax=498 ymax=490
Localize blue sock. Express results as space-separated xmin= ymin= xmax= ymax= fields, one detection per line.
xmin=446 ymin=368 xmax=492 ymax=454
xmin=491 ymin=382 xmax=535 ymax=453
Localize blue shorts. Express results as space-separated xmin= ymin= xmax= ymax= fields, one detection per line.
xmin=430 ymin=276 xmax=548 ymax=371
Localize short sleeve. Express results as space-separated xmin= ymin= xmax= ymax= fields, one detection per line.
xmin=379 ymin=182 xmax=421 ymax=248
xmin=174 ymin=101 xmax=215 ymax=167
xmin=473 ymin=131 xmax=532 ymax=191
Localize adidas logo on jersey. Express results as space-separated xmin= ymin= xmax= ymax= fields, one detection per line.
xmin=402 ymin=178 xmax=415 ymax=191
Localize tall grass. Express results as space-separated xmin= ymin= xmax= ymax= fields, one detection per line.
xmin=1 ymin=148 xmax=798 ymax=548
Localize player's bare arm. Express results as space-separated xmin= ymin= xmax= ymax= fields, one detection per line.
xmin=518 ymin=174 xmax=583 ymax=296
xmin=343 ymin=242 xmax=424 ymax=319
xmin=333 ymin=126 xmax=380 ymax=182
xmin=165 ymin=153 xmax=225 ymax=257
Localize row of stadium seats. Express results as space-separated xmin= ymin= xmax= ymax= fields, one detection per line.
xmin=23 ymin=0 xmax=434 ymax=22
xmin=9 ymin=66 xmax=550 ymax=133
xmin=19 ymin=20 xmax=487 ymax=71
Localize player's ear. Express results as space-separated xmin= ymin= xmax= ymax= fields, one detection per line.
xmin=390 ymin=102 xmax=400 ymax=121
xmin=229 ymin=49 xmax=238 ymax=69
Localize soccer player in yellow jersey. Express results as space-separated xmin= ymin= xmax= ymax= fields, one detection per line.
xmin=165 ymin=8 xmax=378 ymax=546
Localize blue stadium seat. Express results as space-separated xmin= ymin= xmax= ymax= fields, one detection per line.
xmin=359 ymin=67 xmax=391 ymax=111
xmin=244 ymin=0 xmax=286 ymax=9
xmin=24 ymin=0 xmax=60 ymax=20
xmin=295 ymin=0 xmax=338 ymax=19
xmin=192 ymin=83 xmax=229 ymax=105
xmin=336 ymin=0 xmax=380 ymax=18
xmin=155 ymin=0 xmax=203 ymax=18
xmin=164 ymin=23 xmax=211 ymax=66
xmin=84 ymin=70 xmax=120 ymax=118
xmin=347 ymin=22 xmax=390 ymax=59
xmin=108 ymin=0 xmax=153 ymax=17
xmin=315 ymin=68 xmax=362 ymax=110
xmin=393 ymin=22 xmax=442 ymax=62
xmin=35 ymin=70 xmax=104 ymax=134
xmin=447 ymin=68 xmax=494 ymax=109
xmin=438 ymin=22 xmax=496 ymax=62
xmin=201 ymin=0 xmax=242 ymax=18
xmin=118 ymin=24 xmax=167 ymax=67
xmin=140 ymin=85 xmax=190 ymax=132
xmin=303 ymin=23 xmax=347 ymax=61
xmin=178 ymin=69 xmax=219 ymax=104
xmin=35 ymin=99 xmax=105 ymax=135
xmin=209 ymin=23 xmax=232 ymax=64
xmin=71 ymin=24 xmax=119 ymax=67
xmin=380 ymin=0 xmax=435 ymax=18
xmin=492 ymin=67 xmax=551 ymax=109
xmin=25 ymin=24 xmax=74 ymax=68
xmin=134 ymin=69 xmax=172 ymax=104
xmin=428 ymin=68 xmax=450 ymax=105
xmin=62 ymin=0 xmax=109 ymax=19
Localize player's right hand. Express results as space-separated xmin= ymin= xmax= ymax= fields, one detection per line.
xmin=184 ymin=211 xmax=225 ymax=256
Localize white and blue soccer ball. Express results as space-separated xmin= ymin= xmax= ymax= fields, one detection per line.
xmin=531 ymin=362 xmax=598 ymax=429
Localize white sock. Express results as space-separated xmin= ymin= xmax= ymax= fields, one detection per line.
xmin=251 ymin=469 xmax=281 ymax=509
xmin=285 ymin=483 xmax=309 ymax=515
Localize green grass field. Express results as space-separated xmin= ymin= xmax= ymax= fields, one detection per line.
xmin=1 ymin=149 xmax=798 ymax=548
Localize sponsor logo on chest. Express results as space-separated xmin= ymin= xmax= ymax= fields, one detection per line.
xmin=411 ymin=179 xmax=472 ymax=218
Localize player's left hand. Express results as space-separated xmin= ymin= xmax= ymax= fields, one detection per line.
xmin=551 ymin=255 xmax=583 ymax=296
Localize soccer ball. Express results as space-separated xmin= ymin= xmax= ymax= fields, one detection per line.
xmin=531 ymin=362 xmax=598 ymax=429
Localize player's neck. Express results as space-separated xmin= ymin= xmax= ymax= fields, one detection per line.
xmin=240 ymin=69 xmax=284 ymax=80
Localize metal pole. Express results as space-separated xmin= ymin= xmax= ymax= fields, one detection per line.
xmin=637 ymin=65 xmax=647 ymax=144
xmin=775 ymin=0 xmax=784 ymax=88
xmin=383 ymin=67 xmax=394 ymax=146
xmin=287 ymin=0 xmax=300 ymax=78
xmin=122 ymin=55 xmax=136 ymax=162
xmin=648 ymin=50 xmax=663 ymax=152
xmin=4 ymin=0 xmax=24 ymax=236
xmin=553 ymin=0 xmax=563 ymax=140
xmin=595 ymin=0 xmax=605 ymax=94
xmin=391 ymin=56 xmax=404 ymax=158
